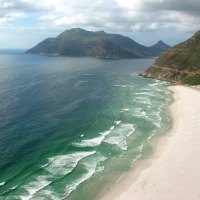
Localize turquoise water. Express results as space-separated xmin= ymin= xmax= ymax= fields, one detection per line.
xmin=0 ymin=51 xmax=172 ymax=200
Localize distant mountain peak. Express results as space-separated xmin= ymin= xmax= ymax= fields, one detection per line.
xmin=152 ymin=40 xmax=170 ymax=48
xmin=146 ymin=40 xmax=170 ymax=56
xmin=57 ymin=28 xmax=91 ymax=38
xmin=157 ymin=40 xmax=168 ymax=45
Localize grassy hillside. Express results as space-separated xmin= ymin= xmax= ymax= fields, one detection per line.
xmin=143 ymin=30 xmax=200 ymax=85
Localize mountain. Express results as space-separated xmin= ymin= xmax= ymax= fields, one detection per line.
xmin=143 ymin=30 xmax=200 ymax=85
xmin=26 ymin=28 xmax=170 ymax=59
xmin=147 ymin=40 xmax=171 ymax=57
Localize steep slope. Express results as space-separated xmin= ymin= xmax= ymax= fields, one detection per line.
xmin=143 ymin=30 xmax=200 ymax=85
xmin=26 ymin=28 xmax=169 ymax=59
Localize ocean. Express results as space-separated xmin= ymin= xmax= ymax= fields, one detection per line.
xmin=0 ymin=51 xmax=172 ymax=200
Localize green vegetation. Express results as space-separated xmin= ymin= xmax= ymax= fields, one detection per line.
xmin=183 ymin=76 xmax=200 ymax=85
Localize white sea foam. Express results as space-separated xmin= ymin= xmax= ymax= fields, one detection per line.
xmin=148 ymin=82 xmax=159 ymax=87
xmin=0 ymin=182 xmax=5 ymax=186
xmin=114 ymin=120 xmax=121 ymax=125
xmin=73 ymin=126 xmax=117 ymax=148
xmin=110 ymin=126 xmax=115 ymax=131
xmin=140 ymin=87 xmax=153 ymax=91
xmin=100 ymin=126 xmax=115 ymax=136
xmin=138 ymin=144 xmax=144 ymax=152
xmin=45 ymin=151 xmax=96 ymax=176
xmin=136 ymin=91 xmax=158 ymax=98
xmin=80 ymin=134 xmax=84 ymax=137
xmin=145 ymin=108 xmax=162 ymax=128
xmin=154 ymin=87 xmax=164 ymax=92
xmin=114 ymin=85 xmax=134 ymax=88
xmin=120 ymin=108 xmax=129 ymax=112
xmin=152 ymin=108 xmax=162 ymax=123
xmin=31 ymin=189 xmax=60 ymax=200
xmin=11 ymin=186 xmax=17 ymax=190
xmin=20 ymin=176 xmax=51 ymax=200
xmin=64 ymin=155 xmax=106 ymax=197
xmin=132 ymin=108 xmax=148 ymax=118
xmin=105 ymin=136 xmax=128 ymax=150
xmin=72 ymin=136 xmax=105 ymax=148
xmin=135 ymin=99 xmax=151 ymax=106
xmin=131 ymin=154 xmax=142 ymax=166
xmin=153 ymin=115 xmax=162 ymax=128
xmin=104 ymin=123 xmax=135 ymax=151
xmin=147 ymin=131 xmax=157 ymax=142
xmin=134 ymin=96 xmax=150 ymax=101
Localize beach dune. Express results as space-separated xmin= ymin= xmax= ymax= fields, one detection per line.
xmin=100 ymin=85 xmax=200 ymax=200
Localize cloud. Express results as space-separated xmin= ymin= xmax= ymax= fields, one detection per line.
xmin=1 ymin=0 xmax=199 ymax=32
xmin=0 ymin=12 xmax=25 ymax=25
xmin=0 ymin=0 xmax=14 ymax=9
xmin=0 ymin=0 xmax=199 ymax=48
xmin=0 ymin=0 xmax=57 ymax=12
xmin=143 ymin=0 xmax=200 ymax=16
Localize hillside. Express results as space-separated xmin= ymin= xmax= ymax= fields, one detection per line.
xmin=143 ymin=30 xmax=200 ymax=85
xmin=26 ymin=28 xmax=169 ymax=59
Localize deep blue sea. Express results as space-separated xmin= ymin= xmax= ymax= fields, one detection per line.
xmin=0 ymin=50 xmax=172 ymax=200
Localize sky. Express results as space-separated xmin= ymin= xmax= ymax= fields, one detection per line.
xmin=0 ymin=0 xmax=199 ymax=49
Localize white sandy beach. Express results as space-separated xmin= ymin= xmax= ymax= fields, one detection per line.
xmin=100 ymin=85 xmax=200 ymax=200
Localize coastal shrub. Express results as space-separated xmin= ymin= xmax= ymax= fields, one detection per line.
xmin=183 ymin=76 xmax=200 ymax=85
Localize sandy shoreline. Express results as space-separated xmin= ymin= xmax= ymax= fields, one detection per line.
xmin=99 ymin=85 xmax=200 ymax=200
